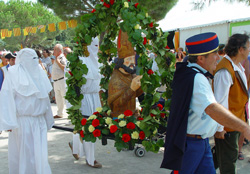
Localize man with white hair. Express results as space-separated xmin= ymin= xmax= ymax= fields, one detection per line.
xmin=0 ymin=48 xmax=54 ymax=174
xmin=52 ymin=44 xmax=67 ymax=118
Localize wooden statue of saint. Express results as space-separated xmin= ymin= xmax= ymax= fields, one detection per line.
xmin=108 ymin=29 xmax=143 ymax=118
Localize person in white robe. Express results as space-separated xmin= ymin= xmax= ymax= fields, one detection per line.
xmin=68 ymin=37 xmax=102 ymax=168
xmin=0 ymin=48 xmax=54 ymax=174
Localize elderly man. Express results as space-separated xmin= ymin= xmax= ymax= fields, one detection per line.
xmin=213 ymin=33 xmax=250 ymax=174
xmin=0 ymin=48 xmax=54 ymax=174
xmin=52 ymin=44 xmax=67 ymax=118
xmin=160 ymin=32 xmax=250 ymax=174
xmin=108 ymin=29 xmax=143 ymax=118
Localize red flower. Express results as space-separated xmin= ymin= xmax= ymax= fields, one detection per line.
xmin=157 ymin=104 xmax=163 ymax=110
xmin=137 ymin=116 xmax=143 ymax=121
xmin=76 ymin=41 xmax=79 ymax=44
xmin=101 ymin=0 xmax=103 ymax=1
xmin=150 ymin=113 xmax=156 ymax=117
xmin=124 ymin=110 xmax=133 ymax=116
xmin=91 ymin=9 xmax=96 ymax=13
xmin=114 ymin=119 xmax=119 ymax=122
xmin=122 ymin=134 xmax=131 ymax=142
xmin=139 ymin=131 xmax=145 ymax=140
xmin=80 ymin=130 xmax=84 ymax=138
xmin=128 ymin=0 xmax=131 ymax=1
xmin=103 ymin=2 xmax=110 ymax=8
xmin=165 ymin=45 xmax=170 ymax=49
xmin=147 ymin=69 xmax=154 ymax=75
xmin=110 ymin=0 xmax=114 ymax=5
xmin=149 ymin=22 xmax=154 ymax=28
xmin=92 ymin=119 xmax=100 ymax=127
xmin=110 ymin=125 xmax=118 ymax=133
xmin=81 ymin=118 xmax=87 ymax=126
xmin=141 ymin=108 xmax=143 ymax=112
xmin=143 ymin=37 xmax=147 ymax=45
xmin=93 ymin=129 xmax=101 ymax=137
xmin=93 ymin=112 xmax=99 ymax=115
xmin=134 ymin=3 xmax=139 ymax=8
xmin=68 ymin=71 xmax=73 ymax=76
xmin=126 ymin=122 xmax=136 ymax=129
xmin=160 ymin=113 xmax=166 ymax=118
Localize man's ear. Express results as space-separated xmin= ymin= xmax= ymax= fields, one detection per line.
xmin=197 ymin=55 xmax=203 ymax=64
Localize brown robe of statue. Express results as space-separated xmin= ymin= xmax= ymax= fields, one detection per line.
xmin=108 ymin=69 xmax=143 ymax=118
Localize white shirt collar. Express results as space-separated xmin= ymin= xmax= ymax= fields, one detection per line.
xmin=187 ymin=62 xmax=208 ymax=74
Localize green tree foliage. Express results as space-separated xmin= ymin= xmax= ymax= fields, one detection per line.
xmin=38 ymin=0 xmax=178 ymax=22
xmin=0 ymin=0 xmax=62 ymax=51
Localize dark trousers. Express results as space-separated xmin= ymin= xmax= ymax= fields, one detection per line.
xmin=172 ymin=137 xmax=216 ymax=174
xmin=215 ymin=131 xmax=240 ymax=174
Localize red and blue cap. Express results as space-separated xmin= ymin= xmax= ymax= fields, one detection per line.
xmin=185 ymin=32 xmax=219 ymax=56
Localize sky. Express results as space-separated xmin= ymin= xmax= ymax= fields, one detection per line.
xmin=158 ymin=0 xmax=250 ymax=31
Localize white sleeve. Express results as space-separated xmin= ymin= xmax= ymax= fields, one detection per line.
xmin=190 ymin=73 xmax=217 ymax=119
xmin=0 ymin=74 xmax=18 ymax=131
xmin=213 ymin=69 xmax=233 ymax=132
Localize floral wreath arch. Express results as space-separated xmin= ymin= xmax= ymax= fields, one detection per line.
xmin=65 ymin=0 xmax=175 ymax=152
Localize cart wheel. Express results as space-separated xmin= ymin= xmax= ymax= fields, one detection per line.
xmin=135 ymin=147 xmax=146 ymax=157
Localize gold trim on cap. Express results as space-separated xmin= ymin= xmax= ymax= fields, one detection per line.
xmin=188 ymin=46 xmax=219 ymax=56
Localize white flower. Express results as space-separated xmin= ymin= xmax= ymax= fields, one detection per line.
xmin=88 ymin=115 xmax=97 ymax=120
xmin=131 ymin=131 xmax=139 ymax=139
xmin=105 ymin=117 xmax=112 ymax=125
xmin=88 ymin=125 xmax=95 ymax=133
xmin=82 ymin=127 xmax=85 ymax=132
xmin=118 ymin=114 xmax=124 ymax=119
xmin=134 ymin=24 xmax=140 ymax=30
xmin=153 ymin=128 xmax=158 ymax=135
xmin=119 ymin=120 xmax=126 ymax=127
xmin=96 ymin=107 xmax=103 ymax=112
xmin=135 ymin=121 xmax=140 ymax=127
xmin=124 ymin=2 xmax=129 ymax=8
xmin=107 ymin=110 xmax=111 ymax=116
xmin=145 ymin=13 xmax=148 ymax=17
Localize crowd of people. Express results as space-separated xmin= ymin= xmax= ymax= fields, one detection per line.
xmin=1 ymin=31 xmax=250 ymax=174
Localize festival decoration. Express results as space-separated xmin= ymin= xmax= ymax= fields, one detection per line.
xmin=65 ymin=0 xmax=175 ymax=153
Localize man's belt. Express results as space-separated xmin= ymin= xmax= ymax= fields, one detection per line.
xmin=54 ymin=77 xmax=64 ymax=82
xmin=187 ymin=134 xmax=202 ymax=139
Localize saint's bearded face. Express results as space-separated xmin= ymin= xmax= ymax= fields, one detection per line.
xmin=121 ymin=55 xmax=136 ymax=74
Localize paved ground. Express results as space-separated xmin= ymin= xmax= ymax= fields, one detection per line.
xmin=1 ymin=104 xmax=250 ymax=174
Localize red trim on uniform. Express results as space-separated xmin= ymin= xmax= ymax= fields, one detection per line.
xmin=118 ymin=29 xmax=122 ymax=49
xmin=186 ymin=34 xmax=217 ymax=46
xmin=173 ymin=170 xmax=179 ymax=174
